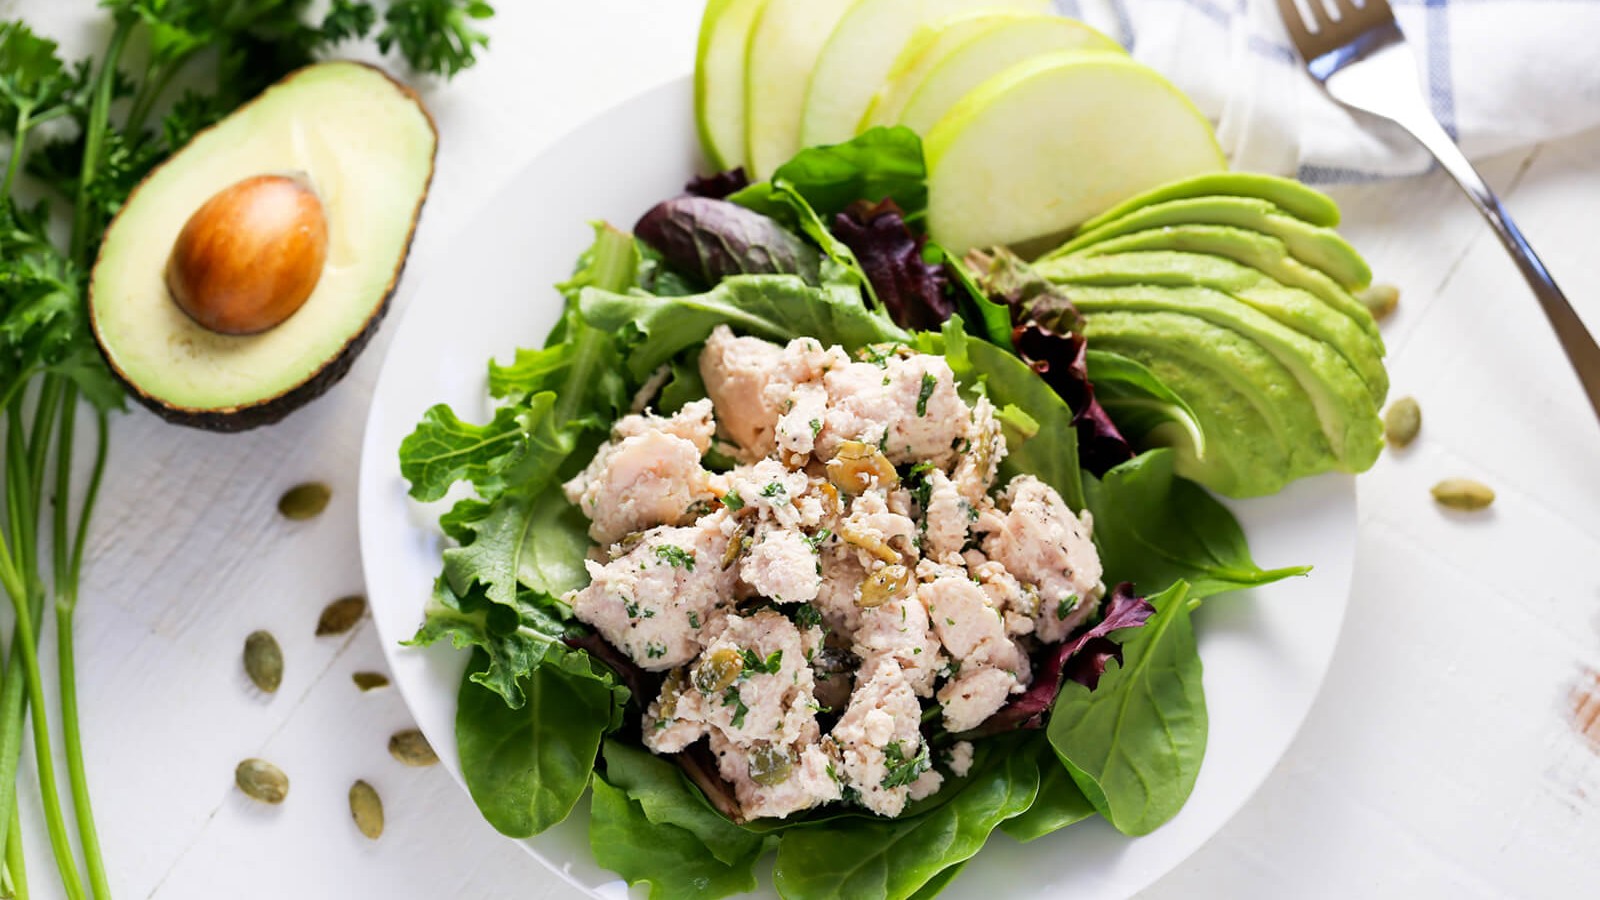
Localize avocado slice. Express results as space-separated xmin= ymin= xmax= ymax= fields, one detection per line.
xmin=1047 ymin=196 xmax=1372 ymax=290
xmin=1071 ymin=284 xmax=1383 ymax=471
xmin=1063 ymin=224 xmax=1381 ymax=342
xmin=1084 ymin=312 xmax=1331 ymax=497
xmin=1038 ymin=250 xmax=1389 ymax=403
xmin=1074 ymin=172 xmax=1342 ymax=232
xmin=90 ymin=62 xmax=437 ymax=431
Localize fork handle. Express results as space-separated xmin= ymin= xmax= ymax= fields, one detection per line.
xmin=1398 ymin=114 xmax=1600 ymax=422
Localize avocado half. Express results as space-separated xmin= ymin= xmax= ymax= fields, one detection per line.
xmin=89 ymin=61 xmax=437 ymax=431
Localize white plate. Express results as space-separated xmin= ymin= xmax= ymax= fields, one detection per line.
xmin=358 ymin=77 xmax=1356 ymax=900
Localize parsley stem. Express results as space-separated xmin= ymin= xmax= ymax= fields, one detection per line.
xmin=124 ymin=57 xmax=185 ymax=139
xmin=68 ymin=19 xmax=133 ymax=267
xmin=1 ymin=108 xmax=30 ymax=199
xmin=52 ymin=389 xmax=108 ymax=900
xmin=4 ymin=799 xmax=25 ymax=900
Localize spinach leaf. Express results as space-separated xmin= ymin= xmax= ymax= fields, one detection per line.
xmin=1047 ymin=582 xmax=1204 ymax=836
xmin=748 ymin=126 xmax=927 ymax=220
xmin=923 ymin=321 xmax=1085 ymax=511
xmin=456 ymin=649 xmax=626 ymax=838
xmin=600 ymin=741 xmax=766 ymax=866
xmin=771 ymin=737 xmax=1039 ymax=900
xmin=1085 ymin=449 xmax=1309 ymax=599
xmin=579 ymin=273 xmax=909 ymax=381
xmin=1000 ymin=737 xmax=1096 ymax=843
xmin=590 ymin=777 xmax=761 ymax=900
xmin=1086 ymin=349 xmax=1207 ymax=459
xmin=907 ymin=863 xmax=967 ymax=900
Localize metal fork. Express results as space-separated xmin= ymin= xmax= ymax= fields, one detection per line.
xmin=1276 ymin=0 xmax=1600 ymax=423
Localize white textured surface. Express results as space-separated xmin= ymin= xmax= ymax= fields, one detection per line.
xmin=4 ymin=1 xmax=1600 ymax=899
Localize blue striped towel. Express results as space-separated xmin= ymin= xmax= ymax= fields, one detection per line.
xmin=1056 ymin=0 xmax=1600 ymax=183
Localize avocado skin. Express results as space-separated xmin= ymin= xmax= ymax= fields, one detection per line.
xmin=88 ymin=62 xmax=437 ymax=432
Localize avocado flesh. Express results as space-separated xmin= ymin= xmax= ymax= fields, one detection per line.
xmin=1048 ymin=196 xmax=1372 ymax=290
xmin=1070 ymin=284 xmax=1381 ymax=471
xmin=1038 ymin=250 xmax=1389 ymax=403
xmin=1076 ymin=172 xmax=1341 ymax=231
xmin=1064 ymin=224 xmax=1381 ymax=342
xmin=90 ymin=62 xmax=436 ymax=430
xmin=1084 ymin=313 xmax=1328 ymax=497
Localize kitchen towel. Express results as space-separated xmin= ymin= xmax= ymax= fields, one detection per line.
xmin=1058 ymin=0 xmax=1600 ymax=182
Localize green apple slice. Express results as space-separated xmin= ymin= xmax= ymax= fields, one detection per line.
xmin=799 ymin=0 xmax=1051 ymax=149
xmin=926 ymin=52 xmax=1225 ymax=254
xmin=897 ymin=15 xmax=1124 ymax=134
xmin=744 ymin=0 xmax=858 ymax=179
xmin=858 ymin=10 xmax=1037 ymax=133
xmin=695 ymin=0 xmax=769 ymax=170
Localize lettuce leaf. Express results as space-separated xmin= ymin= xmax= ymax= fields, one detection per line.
xmin=600 ymin=741 xmax=766 ymax=866
xmin=590 ymin=778 xmax=761 ymax=900
xmin=998 ymin=736 xmax=1096 ymax=843
xmin=751 ymin=126 xmax=927 ymax=220
xmin=578 ymin=272 xmax=909 ymax=381
xmin=634 ymin=196 xmax=822 ymax=288
xmin=831 ymin=198 xmax=951 ymax=332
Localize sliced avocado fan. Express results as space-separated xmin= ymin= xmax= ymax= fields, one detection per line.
xmin=90 ymin=61 xmax=437 ymax=431
xmin=1064 ymin=224 xmax=1382 ymax=342
xmin=1038 ymin=250 xmax=1389 ymax=404
xmin=1075 ymin=171 xmax=1342 ymax=232
xmin=1068 ymin=283 xmax=1383 ymax=473
xmin=1046 ymin=195 xmax=1372 ymax=290
xmin=1084 ymin=312 xmax=1333 ymax=498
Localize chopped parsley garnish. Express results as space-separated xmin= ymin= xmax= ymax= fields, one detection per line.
xmin=804 ymin=528 xmax=833 ymax=550
xmin=739 ymin=648 xmax=784 ymax=675
xmin=916 ymin=373 xmax=938 ymax=416
xmin=907 ymin=461 xmax=936 ymax=510
xmin=654 ymin=544 xmax=696 ymax=570
xmin=687 ymin=611 xmax=701 ymax=629
xmin=723 ymin=687 xmax=749 ymax=728
xmin=809 ymin=418 xmax=823 ymax=437
xmin=881 ymin=740 xmax=932 ymax=789
xmin=792 ymin=603 xmax=824 ymax=630
xmin=1056 ymin=594 xmax=1080 ymax=621
xmin=761 ymin=481 xmax=786 ymax=497
xmin=623 ymin=599 xmax=656 ymax=619
xmin=684 ymin=499 xmax=714 ymax=518
xmin=858 ymin=343 xmax=905 ymax=367
xmin=722 ymin=490 xmax=745 ymax=511
xmin=645 ymin=642 xmax=667 ymax=659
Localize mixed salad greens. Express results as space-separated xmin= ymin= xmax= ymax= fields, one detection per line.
xmin=399 ymin=129 xmax=1318 ymax=899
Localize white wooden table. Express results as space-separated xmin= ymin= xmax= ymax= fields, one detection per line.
xmin=9 ymin=1 xmax=1600 ymax=897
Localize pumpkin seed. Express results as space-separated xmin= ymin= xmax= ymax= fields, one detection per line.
xmin=693 ymin=648 xmax=744 ymax=694
xmin=235 ymin=758 xmax=288 ymax=804
xmin=1432 ymin=478 xmax=1495 ymax=511
xmin=316 ymin=595 xmax=366 ymax=636
xmin=387 ymin=728 xmax=438 ymax=767
xmin=1384 ymin=397 xmax=1422 ymax=448
xmin=1359 ymin=283 xmax=1399 ymax=321
xmin=348 ymin=780 xmax=384 ymax=839
xmin=277 ymin=482 xmax=331 ymax=521
xmin=242 ymin=630 xmax=282 ymax=693
xmin=859 ymin=564 xmax=909 ymax=608
xmin=352 ymin=671 xmax=390 ymax=692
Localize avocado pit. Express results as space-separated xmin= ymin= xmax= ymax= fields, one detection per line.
xmin=165 ymin=173 xmax=329 ymax=335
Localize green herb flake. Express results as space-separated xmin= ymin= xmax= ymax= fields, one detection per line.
xmin=809 ymin=418 xmax=823 ymax=437
xmin=722 ymin=489 xmax=745 ymax=511
xmin=916 ymin=373 xmax=938 ymax=416
xmin=793 ymin=603 xmax=824 ymax=630
xmin=687 ymin=611 xmax=701 ymax=629
xmin=761 ymin=481 xmax=786 ymax=498
xmin=804 ymin=528 xmax=833 ymax=550
xmin=1056 ymin=594 xmax=1079 ymax=621
xmin=654 ymin=544 xmax=696 ymax=570
xmin=739 ymin=648 xmax=784 ymax=675
xmin=645 ymin=642 xmax=667 ymax=659
xmin=880 ymin=740 xmax=931 ymax=789
xmin=722 ymin=687 xmax=750 ymax=728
